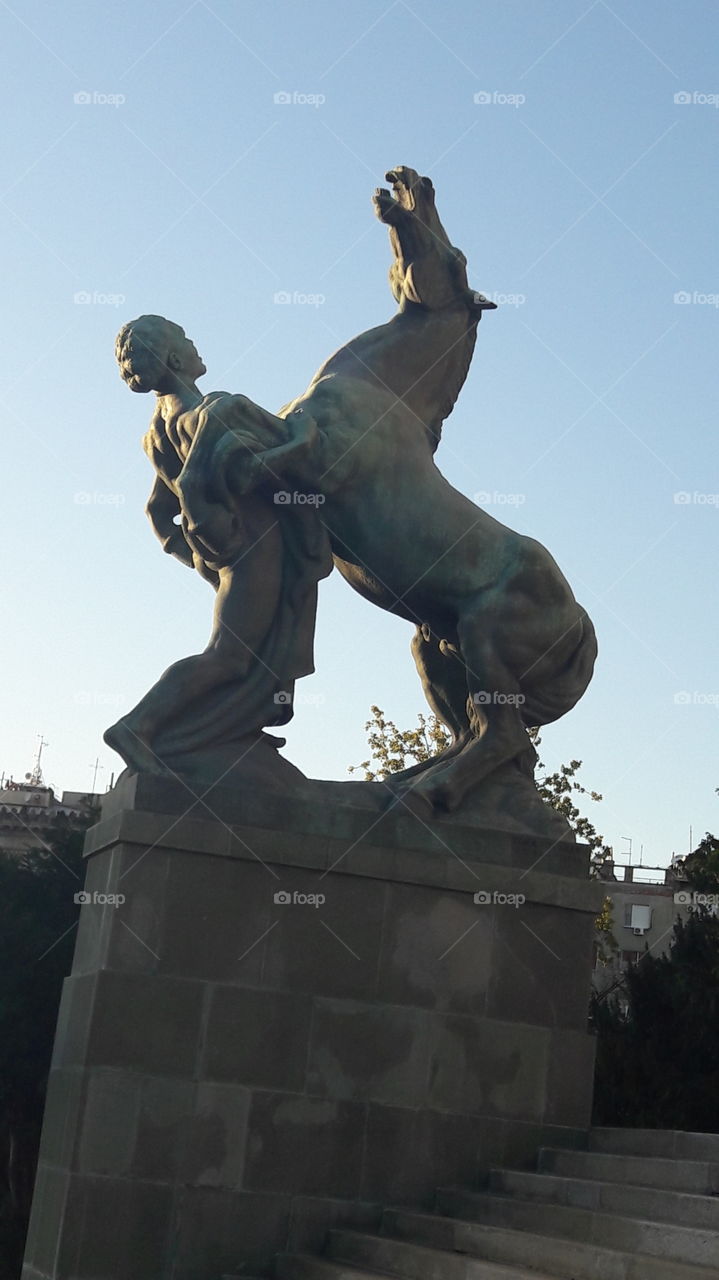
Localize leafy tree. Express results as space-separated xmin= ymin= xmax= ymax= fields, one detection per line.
xmin=675 ymin=830 xmax=719 ymax=893
xmin=349 ymin=705 xmax=452 ymax=779
xmin=592 ymin=907 xmax=719 ymax=1130
xmin=594 ymin=895 xmax=619 ymax=966
xmin=0 ymin=810 xmax=95 ymax=1277
xmin=593 ymin=819 xmax=719 ymax=1130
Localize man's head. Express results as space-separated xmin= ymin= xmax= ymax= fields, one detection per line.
xmin=115 ymin=315 xmax=207 ymax=393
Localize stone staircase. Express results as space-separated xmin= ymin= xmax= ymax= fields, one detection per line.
xmin=277 ymin=1129 xmax=719 ymax=1279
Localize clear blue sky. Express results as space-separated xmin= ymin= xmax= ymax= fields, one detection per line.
xmin=0 ymin=0 xmax=716 ymax=865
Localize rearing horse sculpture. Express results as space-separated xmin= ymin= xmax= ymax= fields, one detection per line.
xmin=177 ymin=165 xmax=597 ymax=814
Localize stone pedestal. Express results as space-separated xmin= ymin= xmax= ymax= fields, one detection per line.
xmin=23 ymin=773 xmax=602 ymax=1280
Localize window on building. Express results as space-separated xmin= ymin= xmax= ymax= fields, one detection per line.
xmin=623 ymin=903 xmax=652 ymax=933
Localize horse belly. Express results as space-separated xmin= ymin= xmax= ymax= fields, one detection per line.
xmin=331 ymin=555 xmax=421 ymax=624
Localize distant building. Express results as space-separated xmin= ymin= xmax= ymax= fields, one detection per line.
xmin=0 ymin=778 xmax=99 ymax=858
xmin=593 ymin=858 xmax=692 ymax=994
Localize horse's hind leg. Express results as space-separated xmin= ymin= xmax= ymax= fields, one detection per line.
xmin=384 ymin=627 xmax=473 ymax=787
xmin=403 ymin=625 xmax=533 ymax=812
xmin=412 ymin=625 xmax=469 ymax=744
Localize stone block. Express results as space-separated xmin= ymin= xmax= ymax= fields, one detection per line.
xmin=361 ymin=1104 xmax=488 ymax=1205
xmin=173 ymin=1188 xmax=291 ymax=1279
xmin=50 ymin=974 xmax=97 ymax=1069
xmin=85 ymin=970 xmax=204 ymax=1075
xmin=55 ymin=1175 xmax=173 ymax=1280
xmin=545 ymin=1029 xmax=597 ymax=1128
xmin=261 ymin=868 xmax=386 ymax=999
xmin=376 ymin=881 xmax=492 ymax=1013
xmin=98 ymin=845 xmax=171 ymax=974
xmin=160 ymin=850 xmax=272 ymax=982
xmin=71 ymin=849 xmax=122 ymax=974
xmin=36 ymin=1068 xmax=85 ymax=1168
xmin=243 ymin=1092 xmax=365 ymax=1197
xmin=23 ymin=1165 xmax=68 ymax=1276
xmin=428 ymin=1014 xmax=550 ymax=1120
xmin=133 ymin=1074 xmax=196 ymax=1180
xmin=202 ymin=986 xmax=312 ymax=1090
xmin=487 ymin=899 xmax=595 ymax=1028
xmin=77 ymin=1068 xmax=142 ymax=1175
xmin=182 ymin=1082 xmax=250 ymax=1188
xmin=307 ymin=998 xmax=430 ymax=1106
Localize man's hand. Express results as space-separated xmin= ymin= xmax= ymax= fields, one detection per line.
xmin=161 ymin=527 xmax=194 ymax=568
xmin=192 ymin=551 xmax=220 ymax=589
xmin=248 ymin=411 xmax=322 ymax=493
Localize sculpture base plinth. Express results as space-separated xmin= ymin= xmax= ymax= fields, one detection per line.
xmin=23 ymin=774 xmax=602 ymax=1279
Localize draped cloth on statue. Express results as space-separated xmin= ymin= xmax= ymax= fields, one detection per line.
xmin=149 ymin=391 xmax=333 ymax=764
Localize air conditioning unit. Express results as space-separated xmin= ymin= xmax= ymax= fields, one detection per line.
xmin=632 ymin=927 xmax=645 ymax=936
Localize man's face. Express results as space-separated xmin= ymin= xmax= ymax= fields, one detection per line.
xmin=168 ymin=330 xmax=206 ymax=380
xmin=181 ymin=334 xmax=207 ymax=379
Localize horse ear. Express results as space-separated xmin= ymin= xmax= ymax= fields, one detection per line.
xmin=420 ymin=176 xmax=434 ymax=191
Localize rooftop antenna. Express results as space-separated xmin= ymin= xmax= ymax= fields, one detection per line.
xmin=621 ymin=836 xmax=633 ymax=864
xmin=29 ymin=735 xmax=48 ymax=787
xmin=89 ymin=757 xmax=104 ymax=793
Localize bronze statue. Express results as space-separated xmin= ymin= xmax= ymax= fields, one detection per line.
xmin=105 ymin=317 xmax=332 ymax=778
xmin=107 ymin=167 xmax=596 ymax=825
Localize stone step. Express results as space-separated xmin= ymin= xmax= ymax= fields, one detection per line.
xmin=539 ymin=1146 xmax=719 ymax=1194
xmin=277 ymin=1246 xmax=562 ymax=1280
xmin=591 ymin=1128 xmax=719 ymax=1163
xmin=330 ymin=1213 xmax=717 ymax=1280
xmin=435 ymin=1187 xmax=719 ymax=1268
xmin=276 ymin=1253 xmax=395 ymax=1280
xmin=488 ymin=1166 xmax=719 ymax=1232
